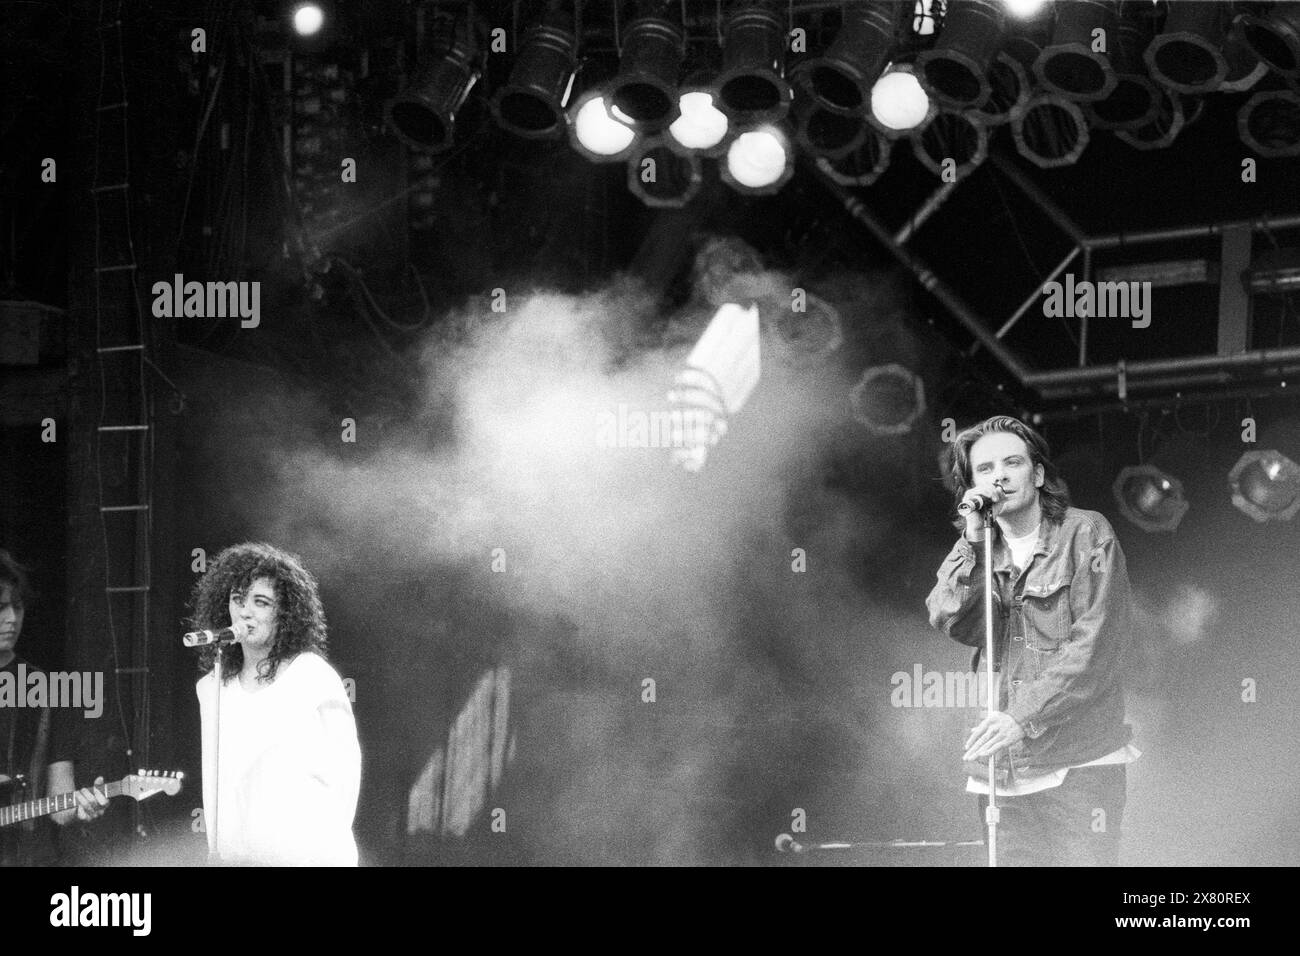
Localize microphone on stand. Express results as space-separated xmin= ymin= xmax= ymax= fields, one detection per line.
xmin=774 ymin=833 xmax=805 ymax=854
xmin=957 ymin=480 xmax=1006 ymax=516
xmin=182 ymin=620 xmax=249 ymax=648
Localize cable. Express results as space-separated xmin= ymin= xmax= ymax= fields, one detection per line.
xmin=329 ymin=255 xmax=432 ymax=333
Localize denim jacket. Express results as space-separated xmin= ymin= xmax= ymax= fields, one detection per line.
xmin=925 ymin=507 xmax=1133 ymax=780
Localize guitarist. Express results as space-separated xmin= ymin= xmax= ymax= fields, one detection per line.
xmin=0 ymin=550 xmax=108 ymax=866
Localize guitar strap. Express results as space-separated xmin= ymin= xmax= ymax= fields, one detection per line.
xmin=4 ymin=702 xmax=14 ymax=782
xmin=28 ymin=704 xmax=51 ymax=808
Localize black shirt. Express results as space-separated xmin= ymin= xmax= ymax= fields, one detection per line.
xmin=0 ymin=654 xmax=73 ymax=865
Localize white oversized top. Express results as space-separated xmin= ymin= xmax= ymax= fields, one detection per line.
xmin=197 ymin=651 xmax=361 ymax=865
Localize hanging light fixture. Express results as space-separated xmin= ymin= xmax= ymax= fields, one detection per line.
xmin=567 ymin=69 xmax=640 ymax=163
xmin=711 ymin=0 xmax=793 ymax=125
xmin=627 ymin=136 xmax=704 ymax=208
xmin=792 ymin=1 xmax=902 ymax=115
xmin=814 ymin=129 xmax=892 ymax=188
xmin=910 ymin=111 xmax=988 ymax=181
xmin=868 ymin=61 xmax=936 ymax=137
xmin=917 ymin=0 xmax=1007 ymax=110
xmin=1034 ymin=0 xmax=1119 ymax=101
xmin=1144 ymin=0 xmax=1231 ymax=94
xmin=385 ymin=17 xmax=480 ymax=152
xmin=1229 ymin=450 xmax=1300 ymax=522
xmin=796 ymin=103 xmax=868 ymax=160
xmin=1237 ymin=89 xmax=1300 ymax=159
xmin=850 ymin=364 xmax=926 ymax=436
xmin=1236 ymin=1 xmax=1300 ymax=79
xmin=1084 ymin=5 xmax=1159 ymax=132
xmin=1113 ymin=464 xmax=1189 ymax=533
xmin=1012 ymin=93 xmax=1089 ymax=167
xmin=490 ymin=6 xmax=578 ymax=139
xmin=721 ymin=124 xmax=794 ymax=195
xmin=972 ymin=51 xmax=1032 ymax=127
xmin=606 ymin=0 xmax=685 ymax=132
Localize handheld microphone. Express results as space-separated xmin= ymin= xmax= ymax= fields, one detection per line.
xmin=182 ymin=620 xmax=249 ymax=647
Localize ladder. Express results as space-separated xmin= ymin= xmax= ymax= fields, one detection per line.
xmin=90 ymin=7 xmax=153 ymax=839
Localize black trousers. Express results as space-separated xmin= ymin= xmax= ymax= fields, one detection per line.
xmin=974 ymin=765 xmax=1126 ymax=867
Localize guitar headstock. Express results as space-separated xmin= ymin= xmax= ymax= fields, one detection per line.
xmin=122 ymin=770 xmax=185 ymax=801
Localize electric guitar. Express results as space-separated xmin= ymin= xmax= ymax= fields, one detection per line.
xmin=0 ymin=770 xmax=184 ymax=827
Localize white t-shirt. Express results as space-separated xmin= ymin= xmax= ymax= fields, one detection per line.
xmin=197 ymin=652 xmax=361 ymax=865
xmin=1003 ymin=521 xmax=1040 ymax=574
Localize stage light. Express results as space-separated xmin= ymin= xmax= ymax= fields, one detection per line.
xmin=850 ymin=364 xmax=926 ymax=436
xmin=768 ymin=292 xmax=844 ymax=366
xmin=814 ymin=129 xmax=892 ymax=187
xmin=1113 ymin=465 xmax=1189 ymax=533
xmin=1004 ymin=0 xmax=1049 ymax=18
xmin=973 ymin=52 xmax=1031 ymax=126
xmin=1237 ymin=2 xmax=1300 ymax=78
xmin=1115 ymin=86 xmax=1194 ymax=151
xmin=796 ymin=104 xmax=867 ymax=160
xmin=1035 ymin=0 xmax=1119 ymax=101
xmin=628 ymin=136 xmax=703 ymax=208
xmin=917 ymin=0 xmax=1006 ymax=109
xmin=869 ymin=63 xmax=934 ymax=135
xmin=1237 ymin=89 xmax=1300 ymax=159
xmin=1003 ymin=1 xmax=1053 ymax=84
xmin=568 ymin=89 xmax=639 ymax=162
xmin=292 ymin=3 xmax=324 ymax=36
xmin=667 ymin=303 xmax=761 ymax=473
xmin=490 ymin=8 xmax=577 ymax=139
xmin=385 ymin=21 xmax=479 ymax=152
xmin=1084 ymin=6 xmax=1159 ymax=131
xmin=607 ymin=2 xmax=684 ymax=132
xmin=712 ymin=0 xmax=792 ymax=124
xmin=1229 ymin=450 xmax=1300 ymax=522
xmin=911 ymin=111 xmax=988 ymax=181
xmin=1144 ymin=0 xmax=1230 ymax=93
xmin=668 ymin=89 xmax=729 ymax=154
xmin=792 ymin=1 xmax=902 ymax=114
xmin=1220 ymin=24 xmax=1269 ymax=93
xmin=1012 ymin=93 xmax=1088 ymax=167
xmin=721 ymin=126 xmax=793 ymax=194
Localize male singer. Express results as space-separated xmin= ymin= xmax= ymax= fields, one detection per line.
xmin=926 ymin=416 xmax=1138 ymax=866
xmin=191 ymin=543 xmax=360 ymax=865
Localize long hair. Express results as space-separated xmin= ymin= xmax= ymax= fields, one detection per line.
xmin=946 ymin=416 xmax=1071 ymax=531
xmin=190 ymin=543 xmax=328 ymax=684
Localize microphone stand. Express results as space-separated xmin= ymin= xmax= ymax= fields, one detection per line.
xmin=980 ymin=506 xmax=999 ymax=868
xmin=210 ymin=643 xmax=222 ymax=864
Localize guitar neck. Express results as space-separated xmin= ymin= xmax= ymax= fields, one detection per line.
xmin=0 ymin=780 xmax=122 ymax=827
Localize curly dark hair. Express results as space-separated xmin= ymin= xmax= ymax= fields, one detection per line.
xmin=190 ymin=543 xmax=328 ymax=684
xmin=946 ymin=415 xmax=1071 ymax=531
